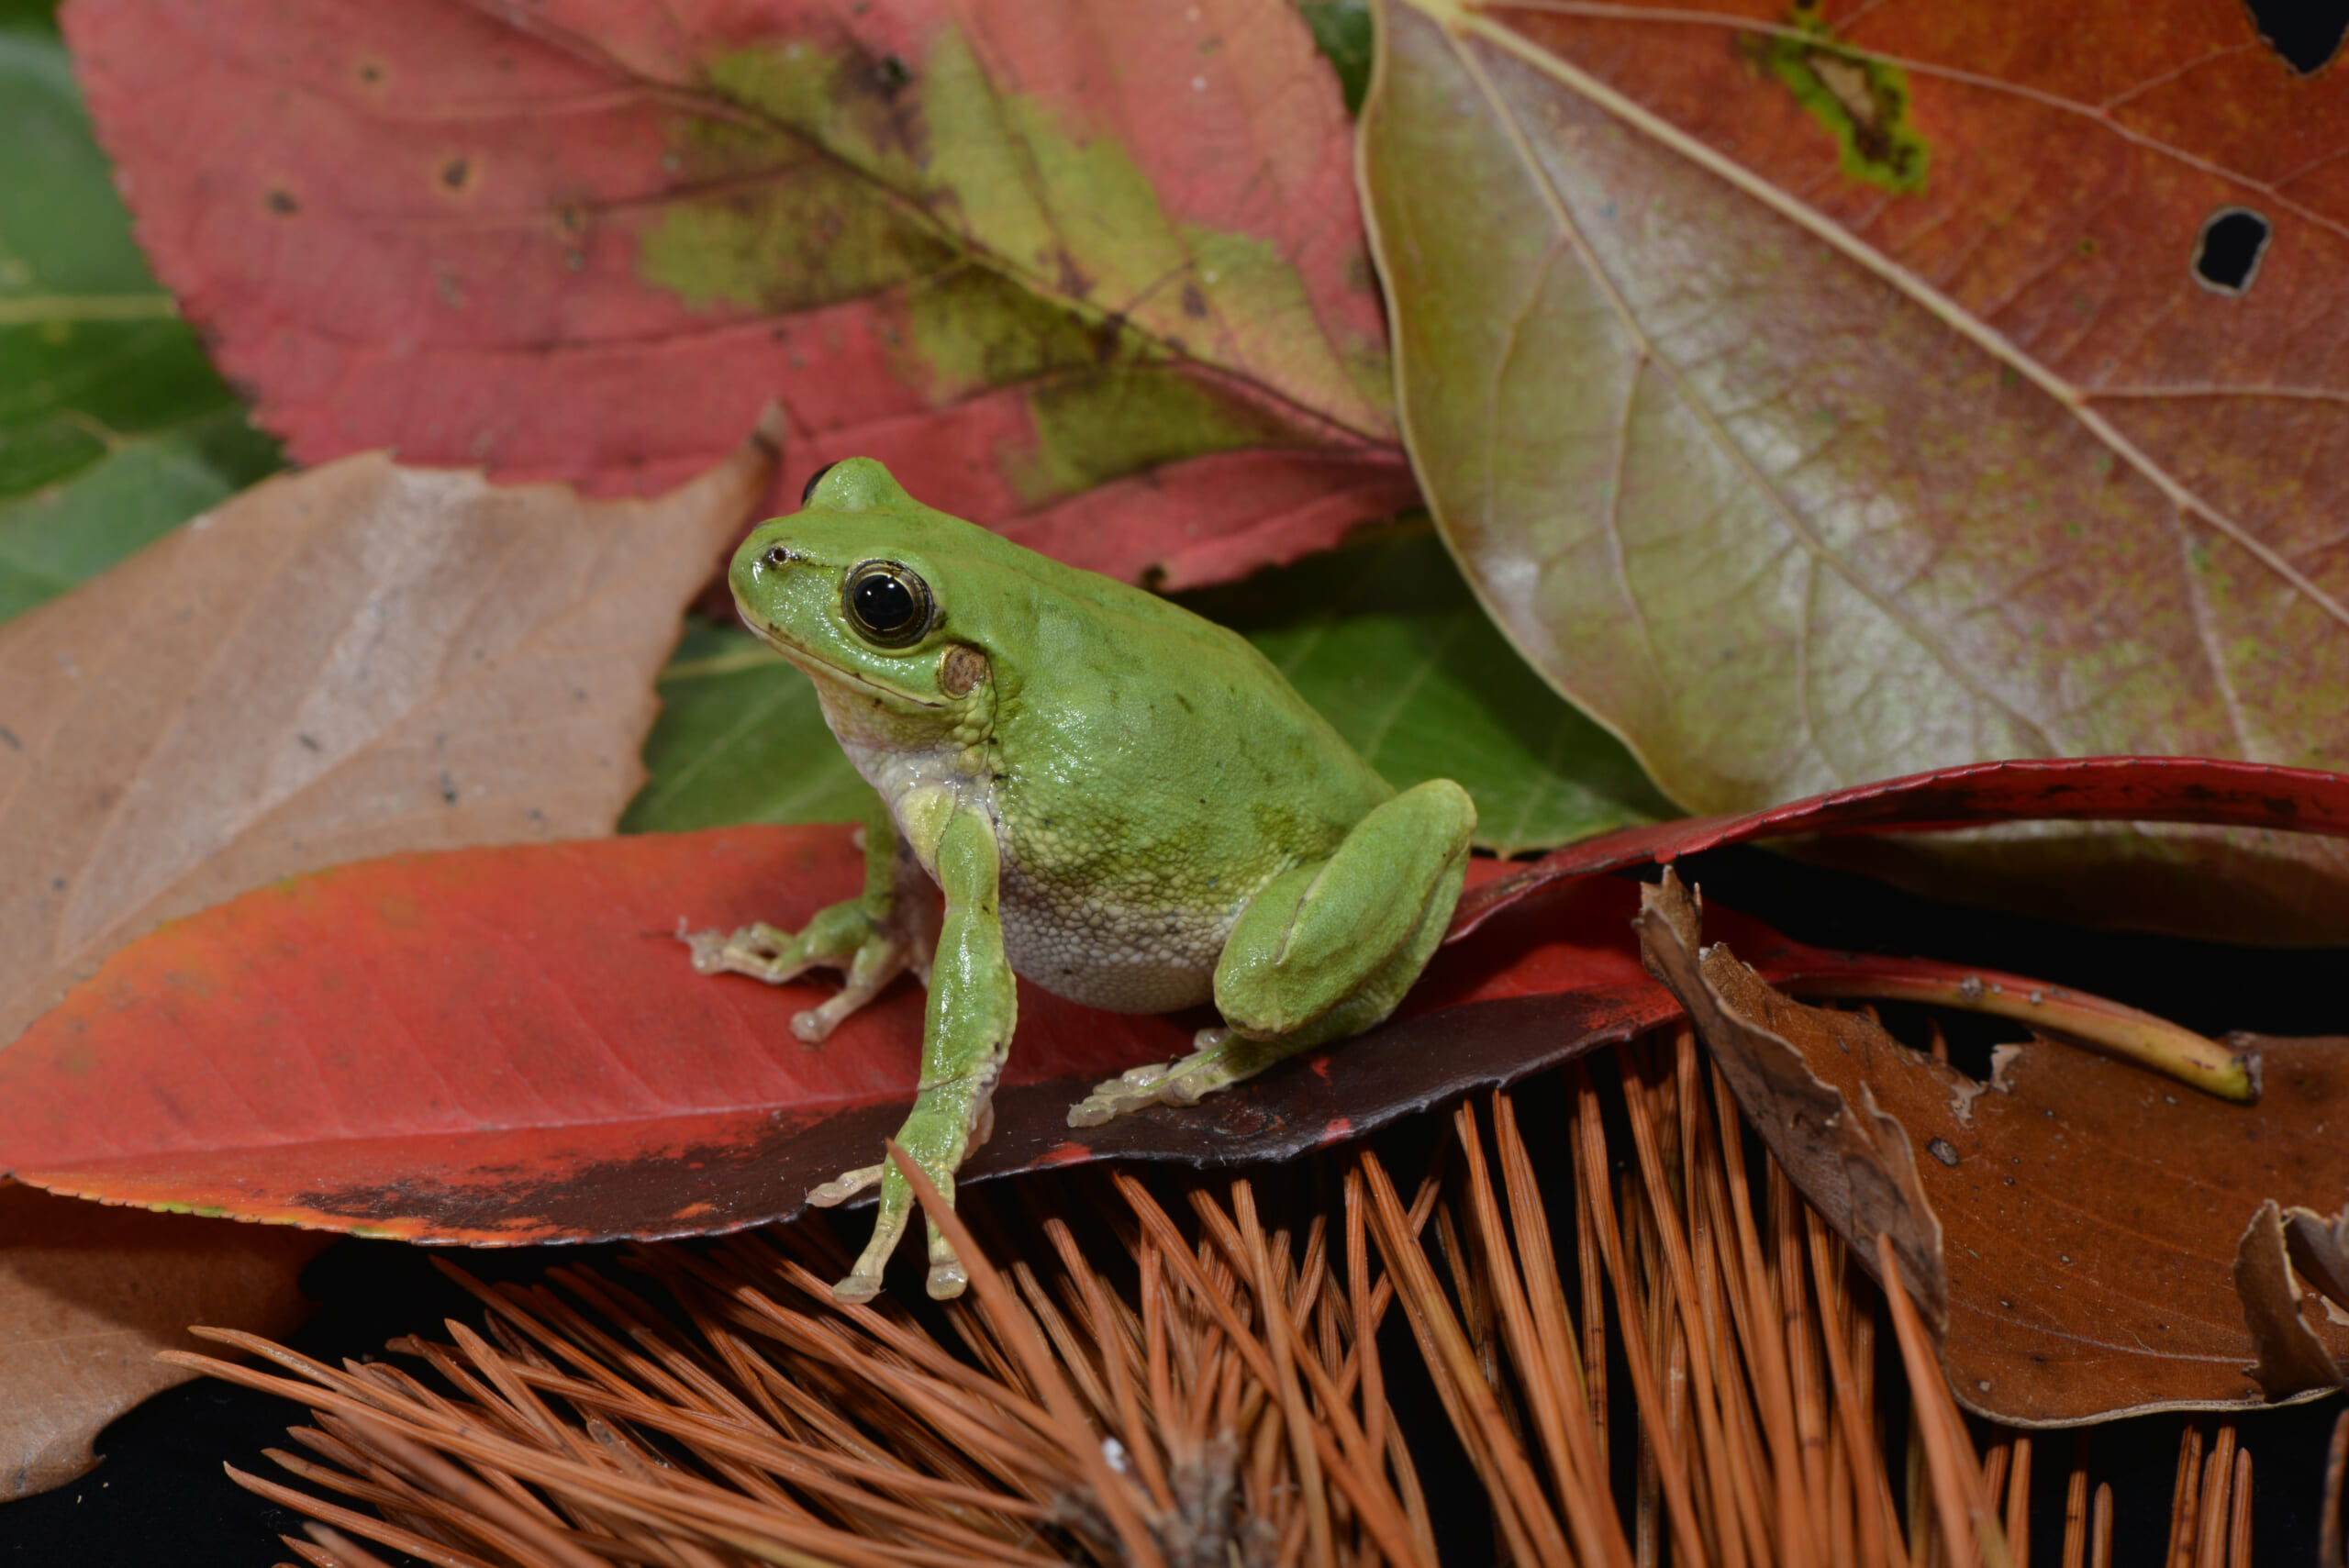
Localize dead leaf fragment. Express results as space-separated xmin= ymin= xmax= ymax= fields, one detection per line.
xmin=1638 ymin=873 xmax=2349 ymax=1424
xmin=0 ymin=1183 xmax=324 ymax=1499
xmin=2233 ymin=1199 xmax=2347 ymax=1401
xmin=2284 ymin=1204 xmax=2349 ymax=1329
xmin=0 ymin=415 xmax=776 ymax=1046
xmin=1633 ymin=869 xmax=1948 ymax=1333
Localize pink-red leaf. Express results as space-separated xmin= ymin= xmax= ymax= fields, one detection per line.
xmin=63 ymin=0 xmax=1417 ymax=587
xmin=0 ymin=825 xmax=2032 ymax=1243
xmin=1455 ymin=756 xmax=2349 ymax=940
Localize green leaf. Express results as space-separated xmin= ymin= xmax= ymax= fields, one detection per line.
xmin=1298 ymin=0 xmax=1375 ymax=116
xmin=627 ymin=527 xmax=1671 ymax=857
xmin=0 ymin=17 xmax=278 ymax=625
xmin=620 ymin=618 xmax=874 ymax=834
xmin=1186 ymin=525 xmax=1673 ymax=856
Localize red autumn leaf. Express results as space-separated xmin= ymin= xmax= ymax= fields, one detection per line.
xmin=1454 ymin=755 xmax=2349 ymax=940
xmin=62 ymin=0 xmax=1417 ymax=588
xmin=0 ymin=824 xmax=2040 ymax=1244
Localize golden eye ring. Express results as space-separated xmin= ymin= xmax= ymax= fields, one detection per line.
xmin=842 ymin=560 xmax=934 ymax=648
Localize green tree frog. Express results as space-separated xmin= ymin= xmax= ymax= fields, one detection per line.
xmin=686 ymin=460 xmax=1475 ymax=1303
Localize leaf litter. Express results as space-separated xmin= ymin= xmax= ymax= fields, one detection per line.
xmin=1635 ymin=869 xmax=2349 ymax=1424
xmin=0 ymin=413 xmax=778 ymax=1498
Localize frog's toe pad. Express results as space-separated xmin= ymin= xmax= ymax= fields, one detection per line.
xmin=926 ymin=1259 xmax=969 ymax=1299
xmin=807 ymin=1162 xmax=885 ymax=1207
xmin=1066 ymin=1062 xmax=1174 ymax=1127
xmin=830 ymin=1270 xmax=884 ymax=1306
xmin=681 ymin=925 xmax=729 ymax=974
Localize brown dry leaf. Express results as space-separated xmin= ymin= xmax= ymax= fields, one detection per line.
xmin=0 ymin=413 xmax=777 ymax=1045
xmin=1631 ymin=870 xmax=1949 ymax=1332
xmin=0 ymin=415 xmax=775 ymax=1500
xmin=0 ymin=1182 xmax=323 ymax=1498
xmin=2287 ymin=1204 xmax=2349 ymax=1320
xmin=1638 ymin=872 xmax=2349 ymax=1425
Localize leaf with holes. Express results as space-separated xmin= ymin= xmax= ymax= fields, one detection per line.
xmin=63 ymin=0 xmax=1418 ymax=589
xmin=627 ymin=528 xmax=1675 ymax=856
xmin=0 ymin=15 xmax=277 ymax=625
xmin=1364 ymin=0 xmax=2349 ymax=939
xmin=0 ymin=823 xmax=2066 ymax=1247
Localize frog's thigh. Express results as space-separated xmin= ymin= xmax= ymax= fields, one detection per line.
xmin=1065 ymin=788 xmax=1471 ymax=1129
xmin=1213 ymin=778 xmax=1475 ymax=1041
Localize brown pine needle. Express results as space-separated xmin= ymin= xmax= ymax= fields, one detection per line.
xmin=176 ymin=1029 xmax=2327 ymax=1568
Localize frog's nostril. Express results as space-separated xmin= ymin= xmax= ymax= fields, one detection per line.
xmin=762 ymin=544 xmax=798 ymax=569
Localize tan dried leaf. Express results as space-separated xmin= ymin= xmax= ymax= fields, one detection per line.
xmin=0 ymin=417 xmax=774 ymax=1500
xmin=2284 ymin=1204 xmax=2349 ymax=1329
xmin=1632 ymin=870 xmax=1948 ymax=1332
xmin=0 ymin=1183 xmax=323 ymax=1498
xmin=0 ymin=417 xmax=776 ymax=1045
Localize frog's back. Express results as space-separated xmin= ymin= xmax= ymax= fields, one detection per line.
xmin=960 ymin=546 xmax=1390 ymax=1009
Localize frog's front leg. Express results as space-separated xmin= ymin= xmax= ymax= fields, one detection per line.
xmin=683 ymin=794 xmax=936 ymax=1042
xmin=1070 ymin=779 xmax=1475 ymax=1127
xmin=808 ymin=801 xmax=1014 ymax=1304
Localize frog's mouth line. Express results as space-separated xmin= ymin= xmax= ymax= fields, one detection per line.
xmin=756 ymin=622 xmax=945 ymax=711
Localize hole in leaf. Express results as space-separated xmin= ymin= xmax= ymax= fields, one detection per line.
xmin=2192 ymin=207 xmax=2271 ymax=295
xmin=2242 ymin=0 xmax=2349 ymax=74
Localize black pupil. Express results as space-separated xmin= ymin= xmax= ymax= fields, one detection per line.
xmin=853 ymin=573 xmax=918 ymax=633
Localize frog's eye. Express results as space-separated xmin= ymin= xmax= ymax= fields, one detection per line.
xmin=799 ymin=462 xmax=837 ymax=505
xmin=842 ymin=560 xmax=934 ymax=648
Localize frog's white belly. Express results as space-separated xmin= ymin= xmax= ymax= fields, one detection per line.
xmin=996 ymin=860 xmax=1230 ymax=1014
xmin=835 ymin=727 xmax=1235 ymax=1014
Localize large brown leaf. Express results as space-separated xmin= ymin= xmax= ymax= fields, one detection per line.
xmin=1638 ymin=873 xmax=2349 ymax=1425
xmin=62 ymin=0 xmax=1418 ymax=588
xmin=0 ymin=1183 xmax=323 ymax=1500
xmin=0 ymin=417 xmax=775 ymax=1047
xmin=1363 ymin=0 xmax=2349 ymax=938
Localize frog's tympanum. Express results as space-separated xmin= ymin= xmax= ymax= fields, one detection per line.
xmin=687 ymin=460 xmax=1475 ymax=1303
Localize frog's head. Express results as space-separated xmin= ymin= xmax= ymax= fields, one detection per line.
xmin=729 ymin=458 xmax=1008 ymax=737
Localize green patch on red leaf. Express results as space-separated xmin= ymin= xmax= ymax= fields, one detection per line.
xmin=65 ymin=0 xmax=1417 ymax=587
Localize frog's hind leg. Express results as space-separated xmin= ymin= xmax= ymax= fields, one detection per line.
xmin=1068 ymin=779 xmax=1474 ymax=1127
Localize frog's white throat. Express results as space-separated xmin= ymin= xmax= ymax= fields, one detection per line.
xmin=806 ymin=671 xmax=994 ymax=836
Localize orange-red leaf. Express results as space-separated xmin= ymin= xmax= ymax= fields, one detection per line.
xmin=0 ymin=824 xmax=2023 ymax=1244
